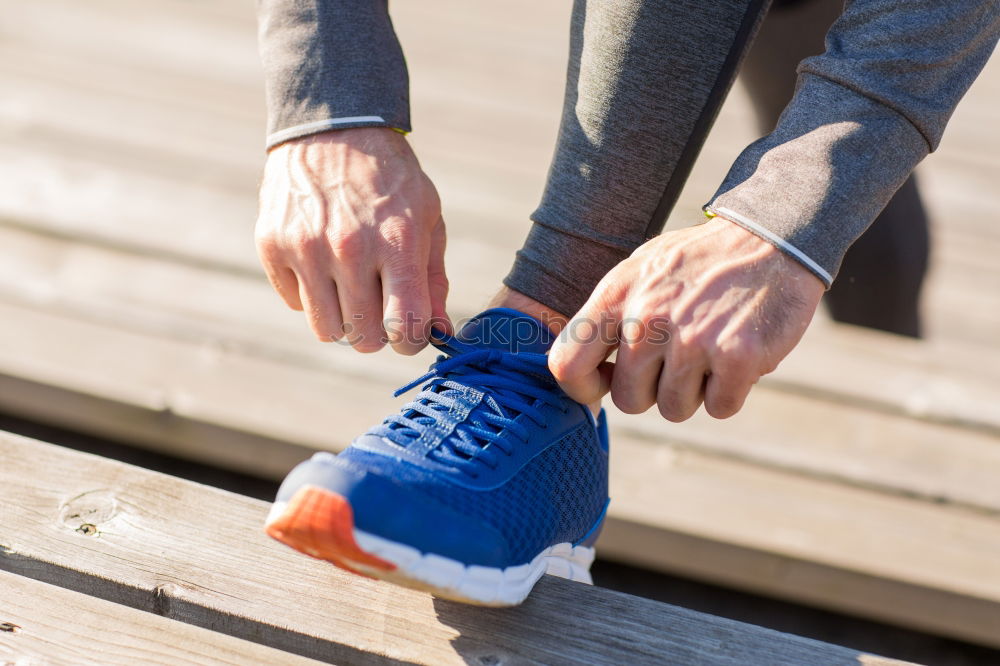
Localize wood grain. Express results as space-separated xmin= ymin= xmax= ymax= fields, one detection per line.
xmin=0 ymin=432 xmax=917 ymax=665
xmin=0 ymin=570 xmax=323 ymax=665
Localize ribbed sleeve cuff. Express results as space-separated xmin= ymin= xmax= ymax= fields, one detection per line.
xmin=265 ymin=117 xmax=404 ymax=150
xmin=258 ymin=0 xmax=411 ymax=150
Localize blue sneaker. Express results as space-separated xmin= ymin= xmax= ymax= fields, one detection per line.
xmin=265 ymin=308 xmax=610 ymax=606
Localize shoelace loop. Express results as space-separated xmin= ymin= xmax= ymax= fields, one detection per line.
xmin=373 ymin=330 xmax=562 ymax=477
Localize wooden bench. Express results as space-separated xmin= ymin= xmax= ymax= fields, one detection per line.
xmin=0 ymin=431 xmax=917 ymax=665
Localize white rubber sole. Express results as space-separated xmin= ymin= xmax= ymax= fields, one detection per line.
xmin=266 ymin=499 xmax=595 ymax=607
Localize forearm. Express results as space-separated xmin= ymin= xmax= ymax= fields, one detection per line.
xmin=257 ymin=0 xmax=411 ymax=149
xmin=505 ymin=0 xmax=771 ymax=317
xmin=708 ymin=0 xmax=1000 ymax=285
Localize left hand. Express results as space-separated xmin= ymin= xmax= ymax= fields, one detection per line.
xmin=548 ymin=217 xmax=824 ymax=421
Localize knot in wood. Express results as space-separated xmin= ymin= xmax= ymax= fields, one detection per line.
xmin=76 ymin=523 xmax=98 ymax=536
xmin=59 ymin=489 xmax=118 ymax=535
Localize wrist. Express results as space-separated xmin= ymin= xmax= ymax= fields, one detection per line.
xmin=706 ymin=210 xmax=829 ymax=291
xmin=267 ymin=126 xmax=409 ymax=155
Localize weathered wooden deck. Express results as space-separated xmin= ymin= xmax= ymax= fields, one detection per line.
xmin=0 ymin=432 xmax=919 ymax=665
xmin=0 ymin=0 xmax=998 ymax=655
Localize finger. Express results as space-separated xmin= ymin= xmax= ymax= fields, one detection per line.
xmin=335 ymin=267 xmax=386 ymax=353
xmin=656 ymin=358 xmax=708 ymax=423
xmin=703 ymin=372 xmax=754 ymax=419
xmin=427 ymin=218 xmax=452 ymax=335
xmin=264 ymin=263 xmax=303 ymax=311
xmin=549 ymin=305 xmax=619 ymax=405
xmin=296 ymin=270 xmax=344 ymax=342
xmin=703 ymin=356 xmax=758 ymax=418
xmin=381 ymin=256 xmax=432 ymax=355
xmin=256 ymin=233 xmax=304 ymax=310
xmin=610 ymin=343 xmax=662 ymax=414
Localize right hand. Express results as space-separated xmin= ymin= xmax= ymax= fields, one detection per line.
xmin=256 ymin=127 xmax=450 ymax=354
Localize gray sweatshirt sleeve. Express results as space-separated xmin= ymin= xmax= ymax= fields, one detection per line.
xmin=257 ymin=0 xmax=410 ymax=149
xmin=707 ymin=0 xmax=1000 ymax=286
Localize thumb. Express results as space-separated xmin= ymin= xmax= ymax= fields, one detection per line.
xmin=549 ymin=290 xmax=622 ymax=405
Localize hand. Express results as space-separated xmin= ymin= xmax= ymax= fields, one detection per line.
xmin=548 ymin=217 xmax=824 ymax=421
xmin=255 ymin=128 xmax=450 ymax=353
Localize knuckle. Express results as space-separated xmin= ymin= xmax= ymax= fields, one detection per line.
xmin=382 ymin=318 xmax=410 ymax=343
xmin=309 ymin=319 xmax=342 ymax=343
xmin=758 ymin=353 xmax=781 ymax=377
xmin=379 ymin=219 xmax=416 ymax=249
xmin=385 ymin=258 xmax=424 ymax=289
xmin=255 ymin=235 xmax=284 ymax=262
xmin=547 ymin=350 xmax=578 ymax=382
xmin=352 ymin=337 xmax=387 ymax=354
xmin=611 ymin=390 xmax=651 ymax=415
xmin=429 ymin=271 xmax=449 ymax=291
xmin=328 ymin=230 xmax=365 ymax=258
xmin=716 ymin=355 xmax=754 ymax=379
xmin=713 ymin=337 xmax=760 ymax=375
xmin=657 ymin=391 xmax=692 ymax=423
xmin=342 ymin=311 xmax=381 ymax=338
xmin=390 ymin=338 xmax=428 ymax=356
xmin=287 ymin=233 xmax=329 ymax=260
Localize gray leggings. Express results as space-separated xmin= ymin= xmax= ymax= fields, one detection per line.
xmin=504 ymin=0 xmax=927 ymax=337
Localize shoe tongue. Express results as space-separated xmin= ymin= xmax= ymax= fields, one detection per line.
xmin=455 ymin=308 xmax=555 ymax=354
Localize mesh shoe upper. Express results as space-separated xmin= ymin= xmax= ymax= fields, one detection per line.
xmin=277 ymin=308 xmax=610 ymax=568
xmin=338 ymin=421 xmax=607 ymax=564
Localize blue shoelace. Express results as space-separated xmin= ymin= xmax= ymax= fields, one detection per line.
xmin=371 ymin=331 xmax=564 ymax=477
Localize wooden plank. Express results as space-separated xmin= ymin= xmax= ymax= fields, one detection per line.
xmin=0 ymin=300 xmax=369 ymax=478
xmin=616 ymin=381 xmax=1000 ymax=514
xmin=605 ymin=436 xmax=1000 ymax=647
xmin=0 ymin=570 xmax=323 ymax=666
xmin=0 ymin=146 xmax=259 ymax=276
xmin=769 ymin=317 xmax=1000 ymax=434
xmin=0 ymin=432 xmax=915 ymax=666
xmin=0 ymin=0 xmax=260 ymax=86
